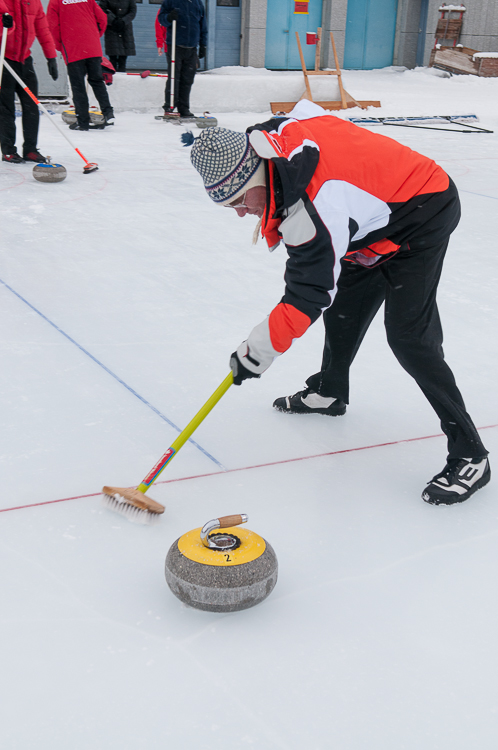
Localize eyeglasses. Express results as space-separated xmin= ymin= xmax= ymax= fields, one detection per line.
xmin=226 ymin=192 xmax=248 ymax=209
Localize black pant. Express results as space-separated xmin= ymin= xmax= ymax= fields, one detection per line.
xmin=109 ymin=55 xmax=127 ymax=73
xmin=164 ymin=46 xmax=197 ymax=114
xmin=306 ymin=238 xmax=487 ymax=461
xmin=0 ymin=57 xmax=39 ymax=156
xmin=66 ymin=57 xmax=113 ymax=126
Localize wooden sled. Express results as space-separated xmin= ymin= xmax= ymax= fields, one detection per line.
xmin=270 ymin=29 xmax=381 ymax=115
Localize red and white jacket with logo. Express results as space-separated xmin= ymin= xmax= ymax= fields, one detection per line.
xmin=236 ymin=100 xmax=459 ymax=377
xmin=47 ymin=0 xmax=107 ymax=64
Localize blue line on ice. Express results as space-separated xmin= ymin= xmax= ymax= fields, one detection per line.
xmin=460 ymin=190 xmax=498 ymax=200
xmin=0 ymin=277 xmax=226 ymax=470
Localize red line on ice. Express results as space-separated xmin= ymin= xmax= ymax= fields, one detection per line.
xmin=2 ymin=424 xmax=496 ymax=514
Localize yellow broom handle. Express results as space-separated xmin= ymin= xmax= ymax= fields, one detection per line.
xmin=137 ymin=372 xmax=233 ymax=491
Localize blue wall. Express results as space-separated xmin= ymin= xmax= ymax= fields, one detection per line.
xmin=265 ymin=0 xmax=323 ymax=70
xmin=344 ymin=0 xmax=398 ymax=69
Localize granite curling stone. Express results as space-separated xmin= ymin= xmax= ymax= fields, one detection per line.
xmin=165 ymin=514 xmax=278 ymax=613
xmin=33 ymin=157 xmax=67 ymax=183
xmin=61 ymin=107 xmax=104 ymax=126
xmin=196 ymin=112 xmax=218 ymax=129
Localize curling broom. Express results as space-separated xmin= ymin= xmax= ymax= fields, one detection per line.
xmin=2 ymin=58 xmax=99 ymax=173
xmin=102 ymin=372 xmax=233 ymax=523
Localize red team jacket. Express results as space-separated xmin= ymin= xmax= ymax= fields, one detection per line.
xmin=238 ymin=100 xmax=458 ymax=374
xmin=47 ymin=0 xmax=107 ymax=64
xmin=155 ymin=10 xmax=167 ymax=52
xmin=0 ymin=0 xmax=56 ymax=62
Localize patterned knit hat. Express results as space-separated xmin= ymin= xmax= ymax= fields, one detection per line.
xmin=190 ymin=127 xmax=263 ymax=205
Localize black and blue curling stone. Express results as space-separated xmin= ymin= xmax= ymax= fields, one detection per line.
xmin=33 ymin=157 xmax=67 ymax=183
xmin=196 ymin=112 xmax=218 ymax=129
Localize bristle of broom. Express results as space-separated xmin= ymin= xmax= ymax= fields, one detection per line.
xmin=101 ymin=486 xmax=165 ymax=525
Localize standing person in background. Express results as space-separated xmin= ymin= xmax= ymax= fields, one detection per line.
xmin=0 ymin=3 xmax=58 ymax=163
xmin=158 ymin=0 xmax=207 ymax=117
xmin=99 ymin=0 xmax=136 ymax=73
xmin=155 ymin=8 xmax=167 ymax=59
xmin=47 ymin=0 xmax=115 ymax=131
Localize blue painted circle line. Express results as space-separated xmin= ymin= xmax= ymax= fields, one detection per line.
xmin=0 ymin=277 xmax=226 ymax=470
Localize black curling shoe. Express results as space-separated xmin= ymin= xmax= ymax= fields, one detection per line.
xmin=422 ymin=457 xmax=490 ymax=505
xmin=273 ymin=387 xmax=347 ymax=416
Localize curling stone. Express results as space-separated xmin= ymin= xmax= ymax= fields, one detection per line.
xmin=165 ymin=514 xmax=278 ymax=613
xmin=33 ymin=157 xmax=67 ymax=183
xmin=196 ymin=112 xmax=218 ymax=129
xmin=89 ymin=107 xmax=105 ymax=125
xmin=62 ymin=107 xmax=104 ymax=126
xmin=61 ymin=108 xmax=77 ymax=125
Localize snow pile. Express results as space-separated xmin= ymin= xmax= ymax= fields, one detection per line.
xmin=105 ymin=67 xmax=341 ymax=114
xmin=91 ymin=65 xmax=498 ymax=119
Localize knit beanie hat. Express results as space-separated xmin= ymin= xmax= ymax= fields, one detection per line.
xmin=189 ymin=127 xmax=265 ymax=205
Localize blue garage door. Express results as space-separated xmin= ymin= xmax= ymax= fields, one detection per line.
xmin=116 ymin=0 xmax=208 ymax=71
xmin=265 ymin=0 xmax=323 ymax=70
xmin=344 ymin=0 xmax=397 ymax=69
xmin=214 ymin=0 xmax=241 ymax=67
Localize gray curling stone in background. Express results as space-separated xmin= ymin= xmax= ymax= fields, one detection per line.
xmin=196 ymin=112 xmax=218 ymax=129
xmin=165 ymin=514 xmax=278 ymax=613
xmin=33 ymin=157 xmax=67 ymax=184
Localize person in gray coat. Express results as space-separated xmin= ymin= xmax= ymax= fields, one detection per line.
xmin=98 ymin=0 xmax=136 ymax=72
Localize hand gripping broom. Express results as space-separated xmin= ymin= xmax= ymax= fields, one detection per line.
xmin=102 ymin=372 xmax=233 ymax=523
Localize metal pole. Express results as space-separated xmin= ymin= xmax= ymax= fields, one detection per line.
xmin=170 ymin=18 xmax=176 ymax=110
xmin=0 ymin=26 xmax=8 ymax=90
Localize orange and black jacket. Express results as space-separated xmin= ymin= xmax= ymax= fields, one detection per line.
xmin=234 ymin=100 xmax=460 ymax=375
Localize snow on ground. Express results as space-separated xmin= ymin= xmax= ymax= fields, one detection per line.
xmin=1 ymin=68 xmax=498 ymax=749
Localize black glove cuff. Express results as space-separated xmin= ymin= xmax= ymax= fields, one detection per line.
xmin=230 ymin=352 xmax=261 ymax=386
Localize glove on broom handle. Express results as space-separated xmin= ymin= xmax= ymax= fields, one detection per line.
xmin=137 ymin=372 xmax=234 ymax=492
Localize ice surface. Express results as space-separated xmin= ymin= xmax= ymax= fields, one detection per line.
xmin=1 ymin=68 xmax=497 ymax=749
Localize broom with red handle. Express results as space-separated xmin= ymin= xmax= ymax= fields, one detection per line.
xmin=2 ymin=58 xmax=99 ymax=173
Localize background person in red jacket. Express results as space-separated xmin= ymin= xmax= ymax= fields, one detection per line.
xmin=47 ymin=0 xmax=115 ymax=130
xmin=0 ymin=3 xmax=58 ymax=163
xmin=155 ymin=8 xmax=167 ymax=58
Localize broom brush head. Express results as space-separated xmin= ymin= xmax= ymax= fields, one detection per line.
xmin=102 ymin=486 xmax=165 ymax=525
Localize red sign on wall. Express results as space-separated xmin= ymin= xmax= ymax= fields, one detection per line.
xmin=294 ymin=1 xmax=309 ymax=14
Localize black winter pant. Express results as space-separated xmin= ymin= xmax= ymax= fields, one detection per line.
xmin=67 ymin=57 xmax=113 ymax=126
xmin=109 ymin=55 xmax=127 ymax=73
xmin=0 ymin=57 xmax=39 ymax=156
xmin=306 ymin=237 xmax=487 ymax=461
xmin=164 ymin=45 xmax=197 ymax=114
